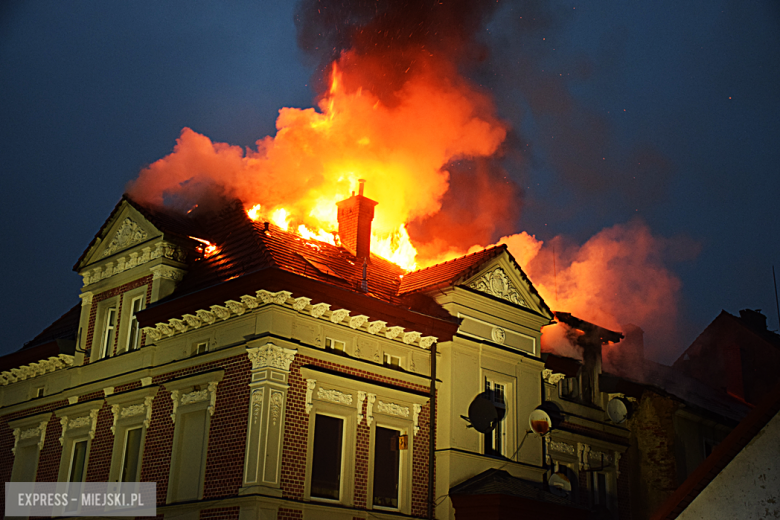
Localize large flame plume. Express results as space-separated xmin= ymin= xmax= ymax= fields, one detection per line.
xmin=125 ymin=0 xmax=691 ymax=361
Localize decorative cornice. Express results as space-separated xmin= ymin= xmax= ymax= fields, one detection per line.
xmin=12 ymin=420 xmax=48 ymax=455
xmin=469 ymin=267 xmax=527 ymax=307
xmin=246 ymin=343 xmax=297 ymax=371
xmin=1 ymin=355 xmax=74 ymax=386
xmin=102 ymin=217 xmax=148 ymax=257
xmin=82 ymin=239 xmax=186 ymax=286
xmin=141 ymin=288 xmax=438 ymax=352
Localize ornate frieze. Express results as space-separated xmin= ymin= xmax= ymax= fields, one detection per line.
xmin=310 ymin=303 xmax=330 ymax=318
xmin=110 ymin=396 xmax=154 ymax=434
xmin=150 ymin=265 xmax=185 ymax=281
xmin=367 ymin=321 xmax=386 ymax=335
xmin=246 ymin=343 xmax=297 ymax=371
xmin=251 ymin=389 xmax=264 ymax=425
xmin=403 ymin=331 xmax=421 ymax=345
xmin=82 ymin=238 xmax=186 ymax=286
xmin=385 ymin=326 xmax=405 ymax=340
xmin=224 ymin=300 xmax=246 ymax=316
xmin=170 ymin=381 xmax=218 ymax=423
xmin=491 ymin=327 xmax=506 ymax=344
xmin=469 ymin=267 xmax=527 ymax=306
xmin=242 ymin=295 xmax=260 ymax=310
xmin=330 ymin=309 xmax=350 ymax=324
xmin=317 ymin=387 xmax=353 ymax=405
xmin=59 ymin=409 xmax=99 ymax=445
xmin=376 ymin=400 xmax=409 ymax=418
xmin=12 ymin=421 xmax=48 ymax=455
xmin=349 ymin=315 xmax=369 ymax=329
xmin=413 ymin=404 xmax=422 ymax=435
xmin=270 ymin=391 xmax=283 ymax=426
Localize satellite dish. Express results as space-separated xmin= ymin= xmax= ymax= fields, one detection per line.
xmin=607 ymin=397 xmax=631 ymax=424
xmin=548 ymin=472 xmax=572 ymax=497
xmin=466 ymin=392 xmax=499 ymax=433
xmin=529 ymin=409 xmax=552 ymax=435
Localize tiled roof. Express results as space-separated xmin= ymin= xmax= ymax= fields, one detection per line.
xmin=21 ymin=304 xmax=80 ymax=350
xmin=398 ymin=245 xmax=505 ymax=295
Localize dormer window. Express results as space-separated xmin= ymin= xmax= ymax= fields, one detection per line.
xmin=126 ymin=296 xmax=143 ymax=351
xmin=100 ymin=308 xmax=117 ymax=358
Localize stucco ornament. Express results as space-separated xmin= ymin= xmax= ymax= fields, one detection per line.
xmin=317 ymin=387 xmax=353 ymax=405
xmin=103 ymin=218 xmax=148 ymax=257
xmin=376 ymin=400 xmax=410 ymax=418
xmin=469 ymin=267 xmax=526 ymax=306
xmin=246 ymin=343 xmax=297 ymax=371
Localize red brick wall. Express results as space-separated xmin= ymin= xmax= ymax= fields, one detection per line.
xmin=85 ymin=402 xmax=115 ymax=482
xmin=277 ymin=507 xmax=302 ymax=520
xmin=280 ymin=353 xmax=432 ymax=516
xmin=84 ymin=275 xmax=153 ymax=365
xmin=199 ymin=506 xmax=239 ymax=520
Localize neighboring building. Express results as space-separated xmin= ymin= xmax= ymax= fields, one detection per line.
xmin=673 ymin=309 xmax=780 ymax=405
xmin=651 ymin=380 xmax=780 ymax=520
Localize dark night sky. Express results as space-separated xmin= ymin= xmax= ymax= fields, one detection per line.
xmin=1 ymin=1 xmax=778 ymax=362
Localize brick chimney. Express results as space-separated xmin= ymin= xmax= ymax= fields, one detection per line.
xmin=337 ymin=180 xmax=377 ymax=259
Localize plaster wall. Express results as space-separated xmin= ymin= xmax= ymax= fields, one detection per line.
xmin=678 ymin=410 xmax=780 ymax=520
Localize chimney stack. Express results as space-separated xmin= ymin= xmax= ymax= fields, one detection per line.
xmin=337 ymin=179 xmax=378 ymax=259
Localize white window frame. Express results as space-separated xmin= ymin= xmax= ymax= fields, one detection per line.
xmin=106 ymin=385 xmax=158 ymax=483
xmin=55 ymin=401 xmax=101 ymax=483
xmin=305 ymin=400 xmax=355 ymax=505
xmin=9 ymin=412 xmax=50 ymax=482
xmin=325 ymin=337 xmax=346 ymax=352
xmin=124 ymin=295 xmax=144 ymax=352
xmin=369 ymin=415 xmax=412 ymax=514
xmin=66 ymin=437 xmax=90 ymax=482
xmin=99 ymin=306 xmax=118 ymax=359
xmin=165 ymin=371 xmax=223 ymax=504
xmin=483 ymin=372 xmax=514 ymax=459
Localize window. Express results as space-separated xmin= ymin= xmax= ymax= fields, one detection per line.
xmin=325 ymin=337 xmax=345 ymax=352
xmin=68 ymin=439 xmax=89 ymax=482
xmin=120 ymin=427 xmax=143 ymax=482
xmin=194 ymin=341 xmax=208 ymax=355
xmin=35 ymin=387 xmax=45 ymax=398
xmin=484 ymin=378 xmax=507 ymax=457
xmin=590 ymin=472 xmax=611 ymax=511
xmin=9 ymin=413 xmax=49 ymax=482
xmin=310 ymin=414 xmax=344 ymax=500
xmin=100 ymin=307 xmax=117 ymax=358
xmin=373 ymin=426 xmax=401 ymax=509
xmin=125 ymin=296 xmax=143 ymax=351
xmin=383 ymin=353 xmax=401 ymax=368
xmin=559 ymin=376 xmax=579 ymax=400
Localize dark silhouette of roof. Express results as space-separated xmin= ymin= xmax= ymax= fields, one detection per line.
xmin=651 ymin=380 xmax=780 ymax=519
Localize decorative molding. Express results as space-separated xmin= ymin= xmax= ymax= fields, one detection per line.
xmin=102 ymin=218 xmax=148 ymax=257
xmin=305 ymin=379 xmax=316 ymax=414
xmin=385 ymin=326 xmax=405 ymax=340
xmin=550 ymin=440 xmax=576 ymax=456
xmin=293 ymin=297 xmax=311 ymax=311
xmin=270 ymin=391 xmax=283 ymax=426
xmin=251 ymin=389 xmax=264 ymax=425
xmin=367 ymin=321 xmax=386 ymax=335
xmin=330 ymin=309 xmax=350 ymax=324
xmin=491 ymin=327 xmax=506 ymax=344
xmin=542 ymin=369 xmax=567 ymax=385
xmin=79 ymin=292 xmax=93 ymax=306
xmin=103 ymin=387 xmax=115 ymax=397
xmin=59 ymin=409 xmax=99 ymax=445
xmin=469 ymin=267 xmax=527 ymax=306
xmin=310 ymin=303 xmax=330 ymax=318
xmin=578 ymin=443 xmax=591 ymax=471
xmin=135 ymin=287 xmax=436 ymax=353
xmin=615 ymin=451 xmax=622 ymax=478
xmin=357 ymin=391 xmax=366 ymax=424
xmin=419 ymin=336 xmax=437 ymax=349
xmin=82 ymin=237 xmax=189 ymax=286
xmin=413 ymin=404 xmax=422 ymax=435
xmin=140 ymin=377 xmax=153 ymax=387
xmin=317 ymin=387 xmax=353 ymax=406
xmin=110 ymin=396 xmax=154 ymax=434
xmin=349 ymin=315 xmax=369 ymax=329
xmin=68 ymin=396 xmax=79 ymax=405
xmin=246 ymin=343 xmax=297 ymax=371
xmin=170 ymin=382 xmax=218 ymax=422
xmin=366 ymin=393 xmax=376 ymax=426
xmin=403 ymin=331 xmax=421 ymax=345
xmin=588 ymin=449 xmax=613 ymax=466
xmin=12 ymin=421 xmax=48 ymax=455
xmin=1 ymin=355 xmax=74 ymax=386
xmin=377 ymin=400 xmax=409 ymax=418
xmin=150 ymin=265 xmax=185 ymax=282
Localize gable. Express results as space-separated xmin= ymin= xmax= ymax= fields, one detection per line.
xmin=460 ymin=251 xmax=552 ymax=319
xmin=76 ymin=200 xmax=163 ymax=271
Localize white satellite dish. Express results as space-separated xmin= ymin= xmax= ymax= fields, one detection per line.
xmin=607 ymin=397 xmax=631 ymax=424
xmin=528 ymin=409 xmax=552 ymax=435
xmin=548 ymin=472 xmax=572 ymax=497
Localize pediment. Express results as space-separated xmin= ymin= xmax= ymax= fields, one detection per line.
xmin=461 ymin=252 xmax=552 ymax=319
xmin=77 ymin=200 xmax=163 ymax=271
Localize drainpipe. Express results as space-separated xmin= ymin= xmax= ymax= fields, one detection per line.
xmin=428 ymin=341 xmax=437 ymax=519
